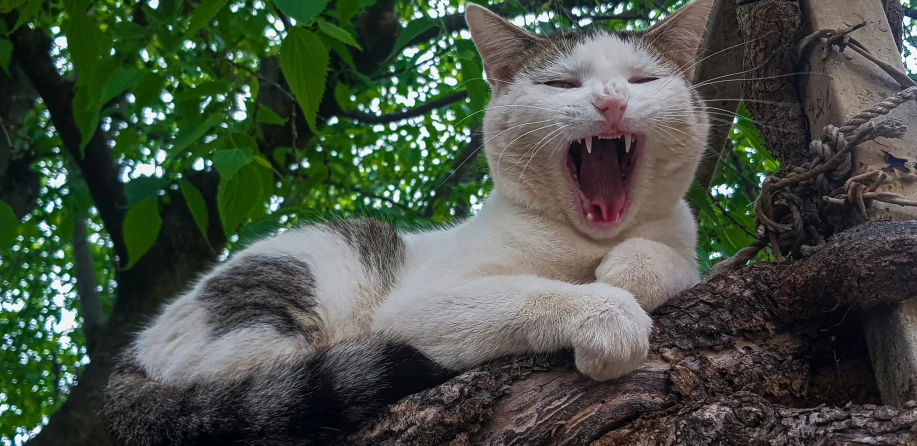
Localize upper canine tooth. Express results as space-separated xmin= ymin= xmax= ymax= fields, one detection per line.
xmin=585 ymin=137 xmax=593 ymax=154
xmin=624 ymin=134 xmax=632 ymax=153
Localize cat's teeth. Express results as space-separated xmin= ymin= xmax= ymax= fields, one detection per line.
xmin=585 ymin=137 xmax=593 ymax=154
xmin=624 ymin=134 xmax=632 ymax=153
xmin=586 ymin=212 xmax=594 ymax=222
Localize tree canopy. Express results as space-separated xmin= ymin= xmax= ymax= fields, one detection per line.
xmin=0 ymin=0 xmax=914 ymax=443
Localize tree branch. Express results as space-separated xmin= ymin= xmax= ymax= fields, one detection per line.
xmin=337 ymin=91 xmax=468 ymax=124
xmin=73 ymin=211 xmax=104 ymax=354
xmin=337 ymin=221 xmax=917 ymax=444
xmin=596 ymin=394 xmax=917 ymax=445
xmin=11 ymin=27 xmax=130 ymax=263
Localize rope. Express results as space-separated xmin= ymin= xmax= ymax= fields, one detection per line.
xmin=710 ymin=24 xmax=917 ymax=277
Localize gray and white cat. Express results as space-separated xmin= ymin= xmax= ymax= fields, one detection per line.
xmin=103 ymin=1 xmax=713 ymax=443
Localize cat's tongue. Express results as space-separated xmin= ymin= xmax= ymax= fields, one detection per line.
xmin=579 ymin=146 xmax=626 ymax=223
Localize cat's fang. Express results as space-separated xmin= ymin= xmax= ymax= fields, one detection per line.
xmin=624 ymin=134 xmax=632 ymax=153
xmin=586 ymin=212 xmax=594 ymax=221
xmin=585 ymin=137 xmax=593 ymax=154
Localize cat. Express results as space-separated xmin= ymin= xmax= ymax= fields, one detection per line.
xmin=102 ymin=0 xmax=713 ymax=444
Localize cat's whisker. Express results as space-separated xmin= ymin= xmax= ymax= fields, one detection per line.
xmin=496 ymin=123 xmax=562 ymax=177
xmin=649 ymin=36 xmax=764 ymax=96
xmin=435 ymin=119 xmax=558 ymax=190
xmin=452 ymin=104 xmax=564 ymax=127
xmin=519 ymin=126 xmax=570 ymax=182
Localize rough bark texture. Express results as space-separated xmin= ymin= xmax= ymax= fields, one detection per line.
xmin=596 ymin=394 xmax=917 ymax=445
xmin=735 ymin=0 xmax=810 ymax=168
xmin=335 ymin=221 xmax=917 ymax=445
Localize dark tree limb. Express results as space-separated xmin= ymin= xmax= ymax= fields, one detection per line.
xmin=336 ymin=221 xmax=917 ymax=445
xmin=10 ymin=27 xmax=130 ymax=263
xmin=338 ymin=91 xmax=470 ymax=124
xmin=735 ymin=0 xmax=810 ymax=168
xmin=595 ymin=393 xmax=917 ymax=445
xmin=73 ymin=212 xmax=104 ymax=354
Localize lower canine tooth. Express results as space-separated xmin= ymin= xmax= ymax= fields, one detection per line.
xmin=585 ymin=137 xmax=593 ymax=154
xmin=624 ymin=134 xmax=632 ymax=153
xmin=586 ymin=212 xmax=594 ymax=221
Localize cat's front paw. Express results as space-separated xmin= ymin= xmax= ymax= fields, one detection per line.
xmin=570 ymin=285 xmax=652 ymax=381
xmin=596 ymin=238 xmax=699 ymax=313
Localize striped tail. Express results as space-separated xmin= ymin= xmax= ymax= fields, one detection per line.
xmin=101 ymin=339 xmax=452 ymax=445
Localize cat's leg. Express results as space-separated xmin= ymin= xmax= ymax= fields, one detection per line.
xmin=374 ymin=276 xmax=652 ymax=381
xmin=595 ymin=238 xmax=699 ymax=312
xmin=597 ymin=200 xmax=700 ymax=312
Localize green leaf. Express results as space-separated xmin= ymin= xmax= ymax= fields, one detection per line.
xmin=357 ymin=0 xmax=376 ymax=7
xmin=179 ymin=180 xmax=209 ymax=239
xmin=317 ymin=20 xmax=361 ymax=49
xmin=184 ymin=0 xmax=229 ymax=39
xmin=217 ymin=163 xmax=263 ymax=235
xmin=172 ymin=111 xmax=224 ymax=153
xmin=256 ymin=106 xmax=287 ymax=125
xmin=122 ymin=197 xmax=162 ymax=268
xmin=132 ymin=73 xmax=165 ymax=109
xmin=337 ymin=0 xmax=360 ymax=23
xmin=212 ymin=148 xmax=253 ymax=179
xmin=280 ymin=28 xmax=329 ymax=134
xmin=124 ymin=176 xmax=165 ymax=207
xmin=65 ymin=14 xmax=108 ymax=75
xmin=271 ymin=0 xmax=329 ymax=24
xmin=686 ymin=181 xmax=716 ymax=218
xmin=388 ymin=18 xmax=436 ymax=59
xmin=172 ymin=80 xmax=230 ymax=101
xmin=72 ymin=86 xmax=100 ymax=152
xmin=101 ymin=69 xmax=146 ymax=105
xmin=460 ymin=58 xmax=487 ymax=116
xmin=0 ymin=38 xmax=11 ymax=74
xmin=114 ymin=128 xmax=140 ymax=159
xmin=0 ymin=200 xmax=17 ymax=251
xmin=334 ymin=82 xmax=353 ymax=111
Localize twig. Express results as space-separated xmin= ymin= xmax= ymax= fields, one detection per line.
xmin=338 ymin=91 xmax=468 ymax=124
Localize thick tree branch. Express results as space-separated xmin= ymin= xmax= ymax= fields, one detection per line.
xmin=10 ymin=27 xmax=129 ymax=263
xmin=73 ymin=213 xmax=104 ymax=354
xmin=338 ymin=91 xmax=469 ymax=124
xmin=596 ymin=393 xmax=917 ymax=445
xmin=337 ymin=221 xmax=917 ymax=444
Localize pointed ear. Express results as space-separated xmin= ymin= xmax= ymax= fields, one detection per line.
xmin=465 ymin=4 xmax=541 ymax=91
xmin=643 ymin=0 xmax=715 ymax=79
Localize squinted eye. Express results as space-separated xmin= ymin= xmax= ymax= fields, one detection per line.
xmin=628 ymin=76 xmax=659 ymax=84
xmin=545 ymin=80 xmax=579 ymax=89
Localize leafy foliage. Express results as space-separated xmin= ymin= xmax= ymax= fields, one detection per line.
xmin=0 ymin=0 xmax=791 ymax=442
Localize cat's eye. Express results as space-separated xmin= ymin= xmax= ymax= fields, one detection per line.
xmin=629 ymin=76 xmax=659 ymax=84
xmin=544 ymin=80 xmax=579 ymax=89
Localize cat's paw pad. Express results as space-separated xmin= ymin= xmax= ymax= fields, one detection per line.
xmin=571 ymin=288 xmax=652 ymax=381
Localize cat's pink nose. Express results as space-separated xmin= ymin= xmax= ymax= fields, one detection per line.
xmin=593 ymin=96 xmax=626 ymax=127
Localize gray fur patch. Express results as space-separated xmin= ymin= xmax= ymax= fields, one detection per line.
xmin=199 ymin=255 xmax=321 ymax=340
xmin=324 ymin=219 xmax=406 ymax=289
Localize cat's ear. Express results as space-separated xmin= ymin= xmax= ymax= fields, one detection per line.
xmin=643 ymin=0 xmax=715 ymax=79
xmin=465 ymin=4 xmax=541 ymax=91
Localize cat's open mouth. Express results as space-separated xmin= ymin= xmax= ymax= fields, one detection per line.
xmin=565 ymin=133 xmax=641 ymax=228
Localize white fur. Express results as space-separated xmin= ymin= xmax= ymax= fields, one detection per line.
xmin=135 ymin=1 xmax=712 ymax=385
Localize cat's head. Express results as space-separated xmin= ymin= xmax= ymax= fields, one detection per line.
xmin=466 ymin=0 xmax=713 ymax=239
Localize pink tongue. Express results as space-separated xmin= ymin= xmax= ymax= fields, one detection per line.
xmin=579 ymin=147 xmax=626 ymax=222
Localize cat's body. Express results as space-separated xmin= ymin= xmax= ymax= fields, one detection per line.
xmin=103 ymin=1 xmax=714 ymax=444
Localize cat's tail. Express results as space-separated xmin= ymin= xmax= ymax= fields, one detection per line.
xmin=101 ymin=338 xmax=452 ymax=445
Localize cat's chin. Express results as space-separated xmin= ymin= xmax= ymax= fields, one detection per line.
xmin=563 ymin=133 xmax=643 ymax=232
